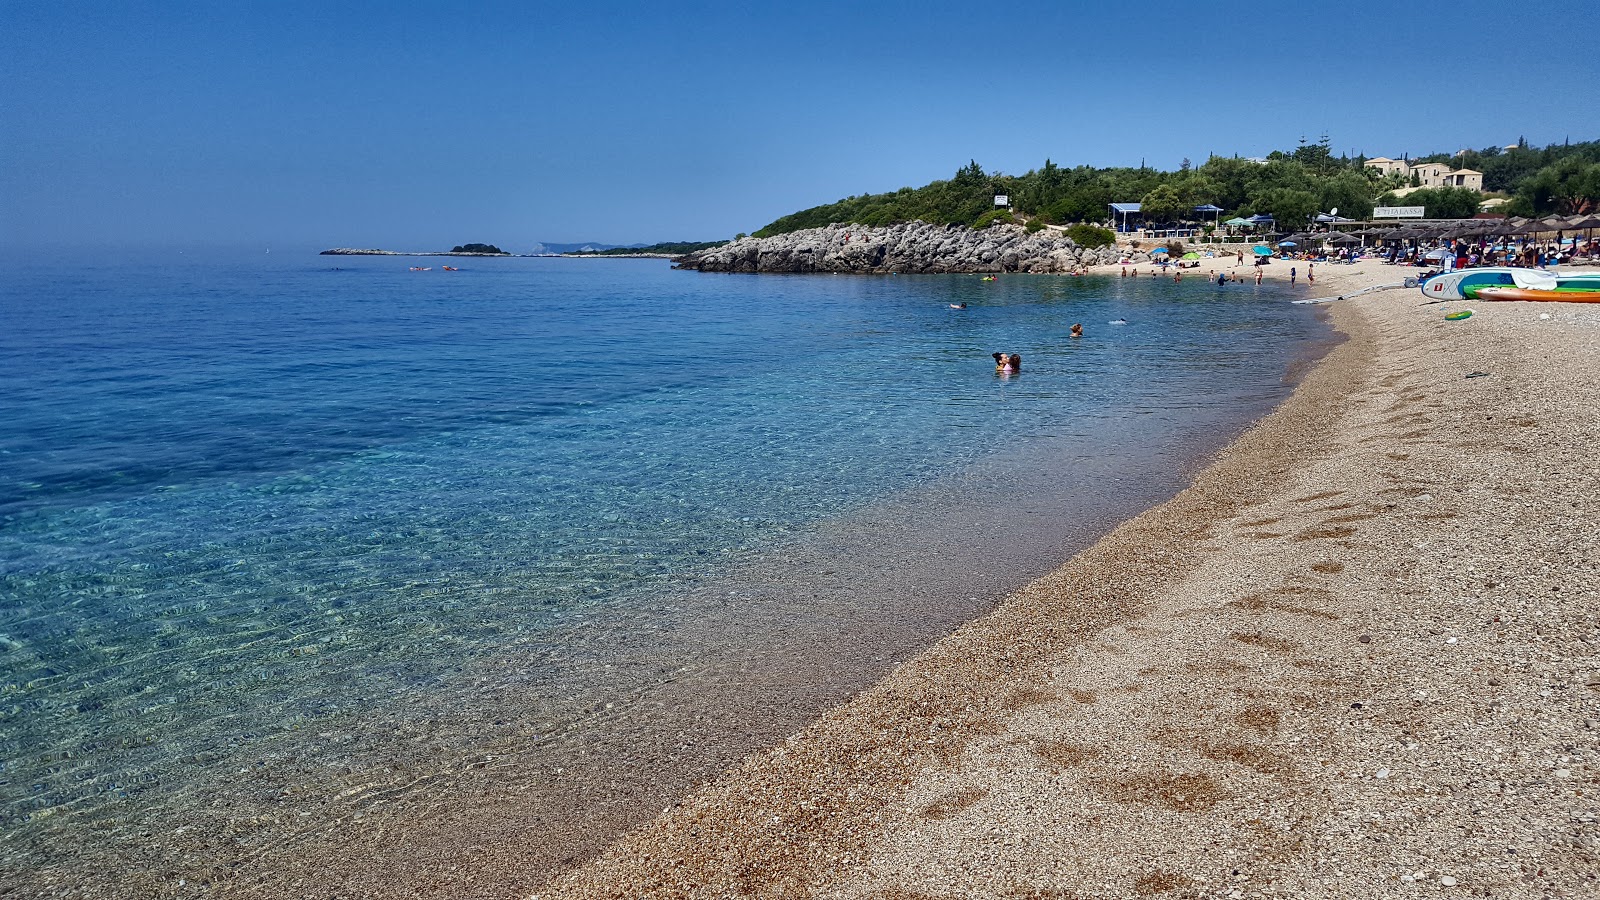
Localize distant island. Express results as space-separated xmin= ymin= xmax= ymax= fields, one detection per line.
xmin=320 ymin=246 xmax=511 ymax=257
xmin=320 ymin=239 xmax=726 ymax=258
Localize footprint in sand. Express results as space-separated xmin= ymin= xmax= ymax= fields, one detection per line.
xmin=1100 ymin=771 xmax=1226 ymax=812
xmin=1292 ymin=524 xmax=1358 ymax=541
xmin=1230 ymin=631 xmax=1301 ymax=653
xmin=917 ymin=787 xmax=987 ymax=820
xmin=1032 ymin=740 xmax=1101 ymax=769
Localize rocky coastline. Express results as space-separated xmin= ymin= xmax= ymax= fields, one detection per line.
xmin=674 ymin=222 xmax=1125 ymax=274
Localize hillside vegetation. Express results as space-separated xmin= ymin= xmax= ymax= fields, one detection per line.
xmin=753 ymin=137 xmax=1600 ymax=237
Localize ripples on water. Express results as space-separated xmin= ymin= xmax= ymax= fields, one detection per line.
xmin=0 ymin=252 xmax=1325 ymax=892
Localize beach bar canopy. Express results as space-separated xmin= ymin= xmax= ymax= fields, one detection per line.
xmin=1110 ymin=202 xmax=1142 ymax=232
xmin=1112 ymin=202 xmax=1228 ymax=231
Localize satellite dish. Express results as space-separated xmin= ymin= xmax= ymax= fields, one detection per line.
xmin=1330 ymin=207 xmax=1339 ymax=216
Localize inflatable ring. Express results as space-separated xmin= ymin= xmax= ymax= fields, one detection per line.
xmin=1444 ymin=310 xmax=1473 ymax=321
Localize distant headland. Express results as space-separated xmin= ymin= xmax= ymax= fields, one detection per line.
xmin=320 ymin=245 xmax=511 ymax=257
xmin=320 ymin=240 xmax=726 ymax=258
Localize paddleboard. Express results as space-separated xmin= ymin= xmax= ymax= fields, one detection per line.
xmin=1476 ymin=287 xmax=1600 ymax=303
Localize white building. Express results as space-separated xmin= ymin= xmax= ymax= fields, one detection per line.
xmin=1364 ymin=157 xmax=1483 ymax=191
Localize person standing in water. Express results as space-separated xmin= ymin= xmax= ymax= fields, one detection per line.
xmin=1290 ymin=266 xmax=1297 ymax=285
xmin=1070 ymin=323 xmax=1084 ymax=338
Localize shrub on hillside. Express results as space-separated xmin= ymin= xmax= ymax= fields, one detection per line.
xmin=1066 ymin=224 xmax=1115 ymax=248
xmin=1025 ymin=218 xmax=1047 ymax=233
xmin=973 ymin=210 xmax=1015 ymax=229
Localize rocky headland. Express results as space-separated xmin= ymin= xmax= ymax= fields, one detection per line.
xmin=674 ymin=222 xmax=1125 ymax=274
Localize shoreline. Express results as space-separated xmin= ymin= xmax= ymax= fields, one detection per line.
xmin=543 ymin=270 xmax=1599 ymax=896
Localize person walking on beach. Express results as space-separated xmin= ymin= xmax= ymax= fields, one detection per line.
xmin=1255 ymin=267 xmax=1263 ymax=285
xmin=1308 ymin=262 xmax=1314 ymax=285
xmin=1290 ymin=266 xmax=1297 ymax=285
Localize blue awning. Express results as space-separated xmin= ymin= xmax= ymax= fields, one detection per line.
xmin=1193 ymin=204 xmax=1224 ymax=212
xmin=1110 ymin=203 xmax=1142 ymax=213
xmin=1247 ymin=214 xmax=1275 ymax=223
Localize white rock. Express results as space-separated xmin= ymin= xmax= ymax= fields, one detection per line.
xmin=1376 ymin=768 xmax=1391 ymax=779
xmin=1441 ymin=875 xmax=1458 ymax=886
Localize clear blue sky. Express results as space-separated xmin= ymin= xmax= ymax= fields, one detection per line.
xmin=4 ymin=0 xmax=1596 ymax=251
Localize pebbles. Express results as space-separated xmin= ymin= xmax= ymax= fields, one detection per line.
xmin=548 ymin=265 xmax=1600 ymax=900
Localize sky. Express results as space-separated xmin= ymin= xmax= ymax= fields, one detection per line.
xmin=4 ymin=0 xmax=1597 ymax=252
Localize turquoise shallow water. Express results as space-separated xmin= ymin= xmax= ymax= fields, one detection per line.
xmin=0 ymin=252 xmax=1325 ymax=892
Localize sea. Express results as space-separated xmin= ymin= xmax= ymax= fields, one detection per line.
xmin=0 ymin=251 xmax=1329 ymax=895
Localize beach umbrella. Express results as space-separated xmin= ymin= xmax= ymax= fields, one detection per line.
xmin=1423 ymin=247 xmax=1451 ymax=260
xmin=1149 ymin=246 xmax=1169 ymax=255
xmin=1251 ymin=245 xmax=1273 ymax=256
xmin=1277 ymin=240 xmax=1297 ymax=247
xmin=1225 ymin=217 xmax=1251 ymax=226
xmin=1181 ymin=251 xmax=1200 ymax=259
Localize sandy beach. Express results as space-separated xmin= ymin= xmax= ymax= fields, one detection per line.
xmin=538 ymin=262 xmax=1600 ymax=899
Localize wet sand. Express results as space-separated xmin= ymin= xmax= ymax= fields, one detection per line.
xmin=541 ymin=270 xmax=1600 ymax=898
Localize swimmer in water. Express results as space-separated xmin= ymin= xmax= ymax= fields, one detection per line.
xmin=951 ymin=303 xmax=967 ymax=309
xmin=1109 ymin=318 xmax=1127 ymax=326
xmin=1070 ymin=323 xmax=1084 ymax=338
xmin=992 ymin=352 xmax=1020 ymax=374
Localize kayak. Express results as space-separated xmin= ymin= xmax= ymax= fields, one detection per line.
xmin=1476 ymin=287 xmax=1600 ymax=303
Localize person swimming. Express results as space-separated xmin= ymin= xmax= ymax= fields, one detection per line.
xmin=1070 ymin=323 xmax=1084 ymax=338
xmin=1108 ymin=318 xmax=1127 ymax=326
xmin=951 ymin=303 xmax=967 ymax=309
xmin=992 ymin=352 xmax=1020 ymax=374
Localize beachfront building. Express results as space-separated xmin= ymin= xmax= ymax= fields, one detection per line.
xmin=1364 ymin=157 xmax=1484 ymax=191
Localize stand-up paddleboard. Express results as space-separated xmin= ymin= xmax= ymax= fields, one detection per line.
xmin=1554 ymin=272 xmax=1600 ymax=291
xmin=1476 ymin=286 xmax=1600 ymax=303
xmin=1419 ymin=267 xmax=1557 ymax=300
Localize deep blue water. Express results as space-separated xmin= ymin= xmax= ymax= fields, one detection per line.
xmin=0 ymin=251 xmax=1326 ymax=887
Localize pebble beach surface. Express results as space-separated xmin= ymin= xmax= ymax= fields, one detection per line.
xmin=540 ymin=267 xmax=1600 ymax=898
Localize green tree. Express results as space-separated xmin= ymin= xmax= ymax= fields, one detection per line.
xmin=1407 ymin=187 xmax=1482 ymax=219
xmin=1140 ymin=184 xmax=1187 ymax=223
xmin=1317 ymin=172 xmax=1376 ymax=221
xmin=1257 ymin=188 xmax=1319 ymax=230
xmin=1517 ymin=156 xmax=1600 ymax=215
xmin=1065 ymin=224 xmax=1115 ymax=248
